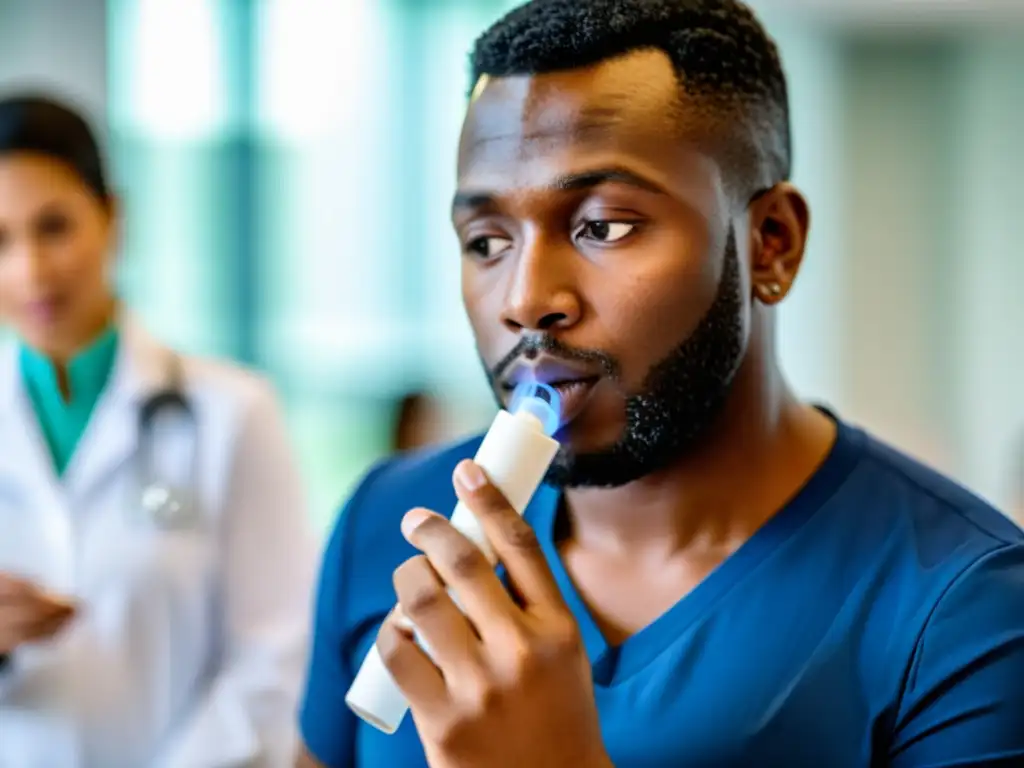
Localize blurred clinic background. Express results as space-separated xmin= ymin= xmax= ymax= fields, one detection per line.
xmin=1 ymin=0 xmax=1021 ymax=532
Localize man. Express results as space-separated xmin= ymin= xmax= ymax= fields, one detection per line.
xmin=298 ymin=1 xmax=1024 ymax=766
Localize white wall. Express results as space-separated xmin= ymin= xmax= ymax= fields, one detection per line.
xmin=0 ymin=0 xmax=107 ymax=123
xmin=839 ymin=38 xmax=960 ymax=475
xmin=753 ymin=7 xmax=1023 ymax=511
xmin=752 ymin=8 xmax=848 ymax=408
xmin=952 ymin=35 xmax=1024 ymax=513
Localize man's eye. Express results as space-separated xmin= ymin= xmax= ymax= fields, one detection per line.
xmin=465 ymin=236 xmax=513 ymax=259
xmin=577 ymin=221 xmax=636 ymax=243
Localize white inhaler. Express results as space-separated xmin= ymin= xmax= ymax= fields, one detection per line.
xmin=344 ymin=381 xmax=563 ymax=734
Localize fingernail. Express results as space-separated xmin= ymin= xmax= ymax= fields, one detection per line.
xmin=401 ymin=508 xmax=431 ymax=539
xmin=455 ymin=461 xmax=486 ymax=492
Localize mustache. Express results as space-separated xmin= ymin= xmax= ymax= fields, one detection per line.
xmin=489 ymin=333 xmax=620 ymax=384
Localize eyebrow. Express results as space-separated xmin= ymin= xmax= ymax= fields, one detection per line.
xmin=451 ymin=167 xmax=667 ymax=214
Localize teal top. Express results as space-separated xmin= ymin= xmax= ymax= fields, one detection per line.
xmin=18 ymin=328 xmax=119 ymax=476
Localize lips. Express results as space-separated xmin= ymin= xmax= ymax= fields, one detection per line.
xmin=547 ymin=377 xmax=600 ymax=425
xmin=501 ymin=353 xmax=604 ymax=426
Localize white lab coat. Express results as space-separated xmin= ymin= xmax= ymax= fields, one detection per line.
xmin=0 ymin=317 xmax=318 ymax=768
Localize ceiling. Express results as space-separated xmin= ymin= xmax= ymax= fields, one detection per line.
xmin=758 ymin=0 xmax=1024 ymax=27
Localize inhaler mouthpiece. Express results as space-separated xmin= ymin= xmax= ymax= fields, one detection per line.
xmin=508 ymin=381 xmax=561 ymax=436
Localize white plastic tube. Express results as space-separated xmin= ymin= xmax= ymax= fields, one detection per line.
xmin=345 ymin=383 xmax=562 ymax=734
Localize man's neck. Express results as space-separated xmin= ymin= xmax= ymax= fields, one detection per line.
xmin=561 ymin=358 xmax=837 ymax=560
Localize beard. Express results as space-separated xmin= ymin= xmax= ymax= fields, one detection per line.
xmin=484 ymin=228 xmax=747 ymax=489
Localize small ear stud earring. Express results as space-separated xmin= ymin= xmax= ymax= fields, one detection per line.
xmin=765 ymin=282 xmax=783 ymax=297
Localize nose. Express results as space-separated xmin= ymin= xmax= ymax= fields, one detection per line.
xmin=500 ymin=234 xmax=583 ymax=333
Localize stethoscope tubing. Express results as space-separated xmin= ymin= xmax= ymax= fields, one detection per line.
xmin=135 ymin=353 xmax=198 ymax=528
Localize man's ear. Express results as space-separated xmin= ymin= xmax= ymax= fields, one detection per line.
xmin=747 ymin=183 xmax=810 ymax=305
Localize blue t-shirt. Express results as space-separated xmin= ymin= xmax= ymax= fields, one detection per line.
xmin=301 ymin=416 xmax=1024 ymax=767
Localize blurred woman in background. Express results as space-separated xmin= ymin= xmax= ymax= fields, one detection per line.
xmin=0 ymin=94 xmax=316 ymax=768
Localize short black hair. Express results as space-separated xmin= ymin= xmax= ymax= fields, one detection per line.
xmin=470 ymin=0 xmax=791 ymax=196
xmin=0 ymin=93 xmax=110 ymax=201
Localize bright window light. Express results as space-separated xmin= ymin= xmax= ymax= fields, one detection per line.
xmin=256 ymin=0 xmax=382 ymax=143
xmin=122 ymin=0 xmax=227 ymax=141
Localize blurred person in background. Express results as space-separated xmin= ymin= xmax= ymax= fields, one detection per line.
xmin=297 ymin=1 xmax=1024 ymax=766
xmin=392 ymin=392 xmax=448 ymax=453
xmin=0 ymin=94 xmax=316 ymax=768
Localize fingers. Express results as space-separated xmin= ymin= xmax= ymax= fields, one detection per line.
xmin=392 ymin=553 xmax=482 ymax=672
xmin=452 ymin=461 xmax=565 ymax=611
xmin=39 ymin=592 xmax=76 ymax=612
xmin=1 ymin=596 xmax=74 ymax=625
xmin=0 ymin=576 xmax=76 ymax=653
xmin=401 ymin=508 xmax=516 ymax=633
xmin=24 ymin=610 xmax=73 ymax=642
xmin=0 ymin=600 xmax=74 ymax=652
xmin=0 ymin=574 xmax=33 ymax=603
xmin=0 ymin=576 xmax=75 ymax=613
xmin=375 ymin=613 xmax=448 ymax=713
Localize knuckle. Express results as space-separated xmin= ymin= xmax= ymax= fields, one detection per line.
xmin=468 ymin=682 xmax=503 ymax=720
xmin=498 ymin=516 xmax=541 ymax=553
xmin=476 ymin=482 xmax=509 ymax=512
xmin=404 ymin=584 xmax=445 ymax=618
xmin=434 ymin=718 xmax=470 ymax=753
xmin=411 ymin=517 xmax=489 ymax=580
xmin=393 ymin=556 xmax=445 ymax=618
xmin=511 ymin=642 xmax=543 ymax=680
xmin=449 ymin=542 xmax=486 ymax=579
xmin=545 ymin=618 xmax=584 ymax=657
xmin=491 ymin=628 xmax=543 ymax=681
xmin=502 ymin=619 xmax=582 ymax=678
xmin=415 ymin=514 xmax=450 ymax=539
xmin=447 ymin=679 xmax=502 ymax=736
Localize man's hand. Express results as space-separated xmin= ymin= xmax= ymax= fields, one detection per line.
xmin=377 ymin=460 xmax=612 ymax=768
xmin=0 ymin=573 xmax=76 ymax=655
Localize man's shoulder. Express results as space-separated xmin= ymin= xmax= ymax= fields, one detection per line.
xmin=331 ymin=434 xmax=486 ymax=571
xmin=356 ymin=433 xmax=485 ymax=514
xmin=867 ymin=438 xmax=1024 ymax=762
xmin=853 ymin=425 xmax=1023 ymax=549
xmin=832 ymin=423 xmax=1024 ymax=627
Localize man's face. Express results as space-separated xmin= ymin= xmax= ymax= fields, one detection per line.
xmin=454 ymin=50 xmax=751 ymax=488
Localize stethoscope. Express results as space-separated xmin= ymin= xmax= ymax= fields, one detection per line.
xmin=136 ymin=353 xmax=199 ymax=529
